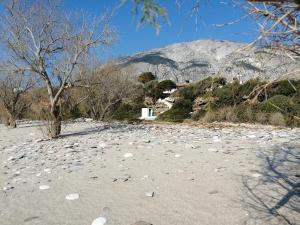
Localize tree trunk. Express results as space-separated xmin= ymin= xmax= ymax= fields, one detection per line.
xmin=49 ymin=104 xmax=61 ymax=138
xmin=8 ymin=113 xmax=17 ymax=128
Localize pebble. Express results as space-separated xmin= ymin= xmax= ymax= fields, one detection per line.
xmin=124 ymin=153 xmax=133 ymax=158
xmin=208 ymin=148 xmax=218 ymax=153
xmin=65 ymin=193 xmax=79 ymax=200
xmin=39 ymin=185 xmax=50 ymax=190
xmin=251 ymin=173 xmax=262 ymax=178
xmin=91 ymin=217 xmax=106 ymax=225
xmin=174 ymin=154 xmax=181 ymax=158
xmin=145 ymin=191 xmax=154 ymax=197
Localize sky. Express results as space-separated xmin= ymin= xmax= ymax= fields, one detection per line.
xmin=64 ymin=0 xmax=258 ymax=59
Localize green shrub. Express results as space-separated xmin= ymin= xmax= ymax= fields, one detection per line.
xmin=112 ymin=103 xmax=144 ymax=121
xmin=138 ymin=72 xmax=156 ymax=84
xmin=257 ymin=95 xmax=300 ymax=116
xmin=213 ymin=82 xmax=241 ymax=107
xmin=157 ymin=98 xmax=192 ymax=122
xmin=261 ymin=80 xmax=299 ymax=99
xmin=236 ymin=79 xmax=265 ymax=103
xmin=178 ymin=76 xmax=226 ymax=101
xmin=157 ymin=80 xmax=176 ymax=91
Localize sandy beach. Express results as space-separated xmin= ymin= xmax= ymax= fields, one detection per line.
xmin=0 ymin=121 xmax=299 ymax=225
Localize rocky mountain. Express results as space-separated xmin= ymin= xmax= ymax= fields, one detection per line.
xmin=116 ymin=39 xmax=300 ymax=82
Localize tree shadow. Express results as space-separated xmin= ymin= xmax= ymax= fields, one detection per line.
xmin=59 ymin=122 xmax=147 ymax=138
xmin=242 ymin=143 xmax=300 ymax=225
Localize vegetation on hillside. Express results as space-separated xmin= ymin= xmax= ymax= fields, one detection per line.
xmin=158 ymin=77 xmax=300 ymax=127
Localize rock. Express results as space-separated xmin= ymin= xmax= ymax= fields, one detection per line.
xmin=174 ymin=154 xmax=181 ymax=158
xmin=145 ymin=191 xmax=154 ymax=197
xmin=208 ymin=190 xmax=219 ymax=195
xmin=91 ymin=217 xmax=106 ymax=225
xmin=64 ymin=144 xmax=73 ymax=149
xmin=65 ymin=193 xmax=79 ymax=200
xmin=124 ymin=153 xmax=133 ymax=158
xmin=39 ymin=185 xmax=50 ymax=190
xmin=7 ymin=156 xmax=15 ymax=161
xmin=3 ymin=186 xmax=14 ymax=191
xmin=132 ymin=221 xmax=153 ymax=225
xmin=247 ymin=134 xmax=256 ymax=139
xmin=251 ymin=173 xmax=262 ymax=178
xmin=208 ymin=148 xmax=218 ymax=153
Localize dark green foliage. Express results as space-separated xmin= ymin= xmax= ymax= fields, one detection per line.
xmin=157 ymin=98 xmax=192 ymax=122
xmin=145 ymin=79 xmax=177 ymax=101
xmin=138 ymin=72 xmax=156 ymax=84
xmin=236 ymin=79 xmax=265 ymax=103
xmin=264 ymin=80 xmax=299 ymax=99
xmin=213 ymin=81 xmax=240 ymax=107
xmin=178 ymin=76 xmax=226 ymax=101
xmin=257 ymin=95 xmax=300 ymax=116
xmin=157 ymin=80 xmax=176 ymax=91
xmin=112 ymin=103 xmax=144 ymax=121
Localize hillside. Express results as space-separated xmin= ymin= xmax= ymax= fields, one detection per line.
xmin=117 ymin=39 xmax=300 ymax=82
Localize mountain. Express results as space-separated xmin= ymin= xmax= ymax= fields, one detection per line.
xmin=116 ymin=39 xmax=300 ymax=82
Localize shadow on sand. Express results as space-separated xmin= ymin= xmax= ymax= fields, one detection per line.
xmin=242 ymin=143 xmax=300 ymax=225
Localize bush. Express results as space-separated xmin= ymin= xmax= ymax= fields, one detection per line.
xmin=178 ymin=77 xmax=226 ymax=101
xmin=138 ymin=72 xmax=156 ymax=84
xmin=257 ymin=95 xmax=300 ymax=116
xmin=213 ymin=82 xmax=240 ymax=107
xmin=157 ymin=98 xmax=192 ymax=122
xmin=112 ymin=102 xmax=144 ymax=121
xmin=157 ymin=80 xmax=176 ymax=91
xmin=236 ymin=79 xmax=265 ymax=103
xmin=234 ymin=104 xmax=255 ymax=123
xmin=264 ymin=80 xmax=299 ymax=98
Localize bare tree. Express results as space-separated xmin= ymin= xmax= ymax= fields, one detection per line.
xmin=245 ymin=0 xmax=300 ymax=57
xmin=0 ymin=0 xmax=116 ymax=137
xmin=0 ymin=67 xmax=34 ymax=127
xmin=80 ymin=63 xmax=141 ymax=120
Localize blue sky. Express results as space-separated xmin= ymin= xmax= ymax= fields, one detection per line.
xmin=64 ymin=0 xmax=258 ymax=59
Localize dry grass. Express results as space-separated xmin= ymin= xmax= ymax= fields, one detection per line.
xmin=255 ymin=112 xmax=268 ymax=124
xmin=269 ymin=112 xmax=286 ymax=127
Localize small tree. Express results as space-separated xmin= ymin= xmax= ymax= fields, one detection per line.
xmin=0 ymin=0 xmax=115 ymax=137
xmin=0 ymin=68 xmax=34 ymax=127
xmin=80 ymin=63 xmax=141 ymax=120
xmin=138 ymin=72 xmax=156 ymax=84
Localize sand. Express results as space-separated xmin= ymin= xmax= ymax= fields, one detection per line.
xmin=0 ymin=120 xmax=299 ymax=225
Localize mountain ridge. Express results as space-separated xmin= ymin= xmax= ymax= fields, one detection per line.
xmin=115 ymin=39 xmax=300 ymax=82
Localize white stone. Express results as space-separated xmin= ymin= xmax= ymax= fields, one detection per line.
xmin=64 ymin=144 xmax=73 ymax=149
xmin=124 ymin=153 xmax=133 ymax=158
xmin=65 ymin=193 xmax=79 ymax=200
xmin=44 ymin=168 xmax=51 ymax=173
xmin=91 ymin=217 xmax=107 ymax=225
xmin=39 ymin=185 xmax=50 ymax=190
xmin=247 ymin=135 xmax=256 ymax=139
xmin=145 ymin=191 xmax=154 ymax=197
xmin=174 ymin=154 xmax=181 ymax=158
xmin=252 ymin=173 xmax=262 ymax=178
xmin=208 ymin=148 xmax=219 ymax=153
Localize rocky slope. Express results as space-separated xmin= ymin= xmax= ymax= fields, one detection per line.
xmin=116 ymin=39 xmax=300 ymax=82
